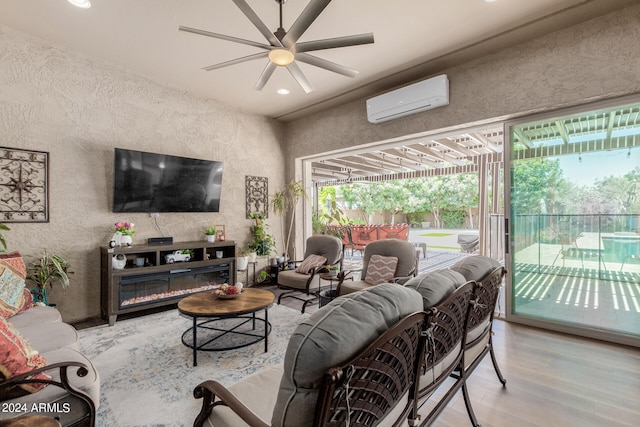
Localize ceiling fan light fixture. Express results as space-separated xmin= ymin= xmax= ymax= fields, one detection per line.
xmin=67 ymin=0 xmax=91 ymax=8
xmin=268 ymin=49 xmax=295 ymax=66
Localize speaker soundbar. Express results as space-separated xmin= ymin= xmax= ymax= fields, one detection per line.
xmin=148 ymin=237 xmax=173 ymax=245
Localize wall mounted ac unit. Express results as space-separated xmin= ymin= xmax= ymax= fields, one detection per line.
xmin=366 ymin=74 xmax=449 ymax=123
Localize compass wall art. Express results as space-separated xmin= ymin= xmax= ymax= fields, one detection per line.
xmin=0 ymin=147 xmax=49 ymax=222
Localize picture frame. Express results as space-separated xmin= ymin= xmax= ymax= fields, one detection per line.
xmin=215 ymin=224 xmax=226 ymax=241
xmin=0 ymin=147 xmax=49 ymax=222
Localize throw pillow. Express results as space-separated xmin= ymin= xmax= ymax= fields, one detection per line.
xmin=364 ymin=254 xmax=398 ymax=285
xmin=17 ymin=288 xmax=34 ymax=314
xmin=0 ymin=317 xmax=51 ymax=398
xmin=295 ymin=254 xmax=327 ymax=274
xmin=0 ymin=252 xmax=28 ymax=318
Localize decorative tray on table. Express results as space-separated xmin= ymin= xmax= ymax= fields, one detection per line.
xmin=213 ymin=283 xmax=243 ymax=299
xmin=216 ymin=291 xmax=243 ymax=300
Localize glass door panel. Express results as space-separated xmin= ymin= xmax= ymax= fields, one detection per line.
xmin=505 ymin=98 xmax=640 ymax=344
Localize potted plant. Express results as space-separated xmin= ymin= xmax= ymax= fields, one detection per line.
xmin=114 ymin=221 xmax=135 ymax=246
xmin=237 ymin=247 xmax=250 ymax=271
xmin=326 ymin=264 xmax=340 ymax=278
xmin=249 ymin=212 xmax=275 ymax=257
xmin=256 ymin=270 xmax=269 ymax=284
xmin=26 ymin=250 xmax=74 ymax=306
xmin=204 ymin=226 xmax=217 ymax=243
xmin=271 ymin=180 xmax=307 ymax=260
xmin=246 ymin=248 xmax=257 ymax=263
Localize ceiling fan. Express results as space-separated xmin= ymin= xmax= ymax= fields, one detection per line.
xmin=179 ymin=0 xmax=374 ymax=93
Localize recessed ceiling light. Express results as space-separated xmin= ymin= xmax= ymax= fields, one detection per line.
xmin=484 ymin=0 xmax=498 ymax=3
xmin=277 ymin=88 xmax=290 ymax=95
xmin=67 ymin=0 xmax=91 ymax=9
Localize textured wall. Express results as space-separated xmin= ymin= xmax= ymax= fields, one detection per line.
xmin=0 ymin=26 xmax=285 ymax=323
xmin=284 ymin=4 xmax=640 ymax=172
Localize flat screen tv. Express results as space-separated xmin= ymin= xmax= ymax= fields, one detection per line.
xmin=112 ymin=148 xmax=223 ymax=213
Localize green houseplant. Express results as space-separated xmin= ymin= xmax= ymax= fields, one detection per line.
xmin=204 ymin=226 xmax=217 ymax=243
xmin=26 ymin=250 xmax=74 ymax=306
xmin=248 ymin=212 xmax=275 ymax=257
xmin=271 ymin=180 xmax=307 ymax=260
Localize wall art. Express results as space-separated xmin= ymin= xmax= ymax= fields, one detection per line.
xmin=245 ymin=175 xmax=268 ymax=219
xmin=0 ymin=147 xmax=49 ymax=222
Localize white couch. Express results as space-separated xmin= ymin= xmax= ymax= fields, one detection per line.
xmin=0 ymin=255 xmax=100 ymax=426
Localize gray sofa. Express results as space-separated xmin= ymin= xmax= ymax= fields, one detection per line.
xmin=0 ymin=302 xmax=100 ymax=425
xmin=188 ymin=254 xmax=504 ymax=426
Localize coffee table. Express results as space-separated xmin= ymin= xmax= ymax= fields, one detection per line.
xmin=178 ymin=288 xmax=275 ymax=366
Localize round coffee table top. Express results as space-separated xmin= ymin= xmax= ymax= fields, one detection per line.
xmin=178 ymin=287 xmax=275 ymax=317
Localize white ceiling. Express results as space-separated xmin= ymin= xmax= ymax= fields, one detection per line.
xmin=0 ymin=0 xmax=633 ymax=121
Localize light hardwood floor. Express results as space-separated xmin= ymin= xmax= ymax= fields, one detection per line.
xmin=273 ymin=284 xmax=640 ymax=427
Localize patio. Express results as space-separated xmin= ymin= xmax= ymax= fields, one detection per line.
xmin=513 ymin=238 xmax=640 ymax=337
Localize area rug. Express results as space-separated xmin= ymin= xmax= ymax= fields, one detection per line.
xmin=77 ymin=304 xmax=308 ymax=426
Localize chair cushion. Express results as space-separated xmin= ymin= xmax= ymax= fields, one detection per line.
xmin=361 ymin=239 xmax=417 ymax=281
xmin=337 ymin=279 xmax=373 ymax=295
xmin=271 ymin=283 xmax=423 ymax=427
xmin=0 ymin=317 xmax=51 ymax=398
xmin=295 ymin=254 xmax=327 ymax=274
xmin=0 ymin=252 xmax=28 ymax=318
xmin=364 ymin=254 xmax=398 ymax=285
xmin=277 ymin=270 xmax=314 ymax=291
xmin=304 ymin=235 xmax=343 ymax=265
xmin=403 ymin=269 xmax=468 ymax=309
xmin=7 ymin=305 xmax=62 ymax=329
xmin=18 ymin=322 xmax=80 ymax=353
xmin=208 ymin=365 xmax=283 ymax=427
xmin=450 ymin=255 xmax=502 ymax=282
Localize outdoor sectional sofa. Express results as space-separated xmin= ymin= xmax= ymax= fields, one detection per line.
xmin=0 ymin=253 xmax=99 ymax=426
xmin=190 ymin=253 xmax=505 ymax=426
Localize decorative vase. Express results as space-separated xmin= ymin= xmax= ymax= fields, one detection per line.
xmin=120 ymin=234 xmax=133 ymax=246
xmin=206 ymin=234 xmax=215 ymax=243
xmin=112 ymin=254 xmax=127 ymax=270
xmin=237 ymin=256 xmax=249 ymax=271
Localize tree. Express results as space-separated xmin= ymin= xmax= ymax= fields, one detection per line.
xmin=511 ymin=158 xmax=563 ymax=215
xmin=271 ymin=180 xmax=307 ymax=257
xmin=595 ymin=167 xmax=639 ymax=214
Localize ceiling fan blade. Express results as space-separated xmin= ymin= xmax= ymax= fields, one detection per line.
xmin=254 ymin=61 xmax=277 ymax=91
xmin=295 ymin=53 xmax=359 ymax=78
xmin=286 ymin=62 xmax=315 ymax=93
xmin=179 ymin=25 xmax=272 ymax=50
xmin=295 ymin=33 xmax=374 ymax=53
xmin=232 ymin=0 xmax=282 ymax=47
xmin=281 ymin=0 xmax=332 ymax=48
xmin=203 ymin=52 xmax=269 ymax=71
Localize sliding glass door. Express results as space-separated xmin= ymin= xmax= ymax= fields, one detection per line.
xmin=504 ymin=96 xmax=640 ymax=346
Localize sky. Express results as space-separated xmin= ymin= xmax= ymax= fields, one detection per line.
xmin=555 ymin=148 xmax=637 ymax=187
